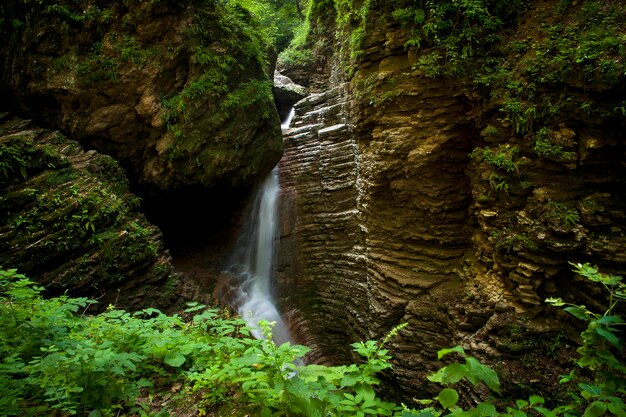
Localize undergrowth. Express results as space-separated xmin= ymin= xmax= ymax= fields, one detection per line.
xmin=1 ymin=263 xmax=625 ymax=416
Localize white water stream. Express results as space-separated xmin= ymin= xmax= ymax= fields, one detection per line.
xmin=281 ymin=107 xmax=296 ymax=130
xmin=231 ymin=168 xmax=289 ymax=343
xmin=227 ymin=108 xmax=295 ymax=344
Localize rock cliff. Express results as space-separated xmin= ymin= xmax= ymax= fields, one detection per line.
xmin=0 ymin=0 xmax=283 ymax=192
xmin=0 ymin=114 xmax=200 ymax=310
xmin=278 ymin=0 xmax=626 ymax=400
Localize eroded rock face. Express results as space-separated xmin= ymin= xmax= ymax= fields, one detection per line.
xmin=278 ymin=38 xmax=475 ymax=398
xmin=0 ymin=114 xmax=198 ymax=310
xmin=0 ymin=0 xmax=283 ymax=192
xmin=277 ymin=86 xmax=367 ymax=364
xmin=277 ymin=2 xmax=626 ymax=402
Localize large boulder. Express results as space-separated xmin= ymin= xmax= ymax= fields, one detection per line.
xmin=0 ymin=0 xmax=283 ymax=192
xmin=0 ymin=114 xmax=190 ymax=310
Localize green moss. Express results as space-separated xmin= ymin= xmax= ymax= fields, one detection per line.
xmin=493 ymin=228 xmax=538 ymax=253
xmin=160 ymin=2 xmax=276 ymax=142
xmin=0 ymin=129 xmax=167 ymax=292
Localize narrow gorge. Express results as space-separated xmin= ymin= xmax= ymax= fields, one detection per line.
xmin=1 ymin=0 xmax=625 ymax=414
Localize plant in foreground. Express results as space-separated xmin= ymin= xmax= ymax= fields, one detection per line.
xmin=1 ymin=263 xmax=624 ymax=416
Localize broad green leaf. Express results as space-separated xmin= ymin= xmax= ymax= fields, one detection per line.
xmin=578 ymin=383 xmax=602 ymax=396
xmin=506 ymin=408 xmax=528 ymax=417
xmin=470 ymin=403 xmax=497 ymax=417
xmin=583 ymin=401 xmax=607 ymax=417
xmin=437 ymin=388 xmax=459 ymax=409
xmin=286 ymin=377 xmax=312 ymax=400
xmin=163 ymin=352 xmax=185 ymax=367
xmin=533 ymin=406 xmax=556 ymax=417
xmin=242 ymin=380 xmax=259 ymax=391
xmin=517 ymin=399 xmax=529 ymax=409
xmin=437 ymin=346 xmax=466 ymax=359
xmin=405 ymin=411 xmax=436 ymax=417
xmin=355 ymin=384 xmax=376 ymax=402
xmin=466 ymin=357 xmax=501 ymax=394
xmin=340 ymin=373 xmax=361 ymax=388
xmin=529 ymin=395 xmax=545 ymax=405
xmin=428 ymin=363 xmax=467 ymax=384
xmin=607 ymin=399 xmax=626 ymax=417
xmin=564 ymin=306 xmax=589 ymax=320
xmin=597 ymin=315 xmax=624 ymax=325
xmin=595 ymin=328 xmax=621 ymax=348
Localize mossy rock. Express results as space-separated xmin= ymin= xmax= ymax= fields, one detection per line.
xmin=0 ymin=0 xmax=283 ymax=192
xmin=0 ymin=116 xmax=179 ymax=310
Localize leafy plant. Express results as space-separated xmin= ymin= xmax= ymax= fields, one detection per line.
xmin=533 ymin=127 xmax=576 ymax=162
xmin=546 ymin=201 xmax=580 ymax=228
xmin=471 ymin=145 xmax=519 ymax=173
xmin=415 ymin=263 xmax=626 ymax=417
xmin=546 ymin=263 xmax=626 ymax=417
xmin=2 ymin=263 xmax=626 ymax=416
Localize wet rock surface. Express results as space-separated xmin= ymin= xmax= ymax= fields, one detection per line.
xmin=273 ymin=71 xmax=308 ymax=121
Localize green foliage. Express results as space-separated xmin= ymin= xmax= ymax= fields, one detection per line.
xmin=532 ymin=127 xmax=577 ymax=162
xmin=416 ymin=263 xmax=626 ymax=417
xmin=499 ymin=97 xmax=538 ymax=135
xmin=428 ymin=346 xmax=501 ymax=394
xmin=335 ymin=0 xmax=374 ymax=70
xmin=391 ymin=0 xmax=523 ymax=77
xmin=193 ymin=321 xmax=408 ymax=417
xmin=160 ymin=1 xmax=278 ymax=143
xmin=277 ymin=0 xmax=329 ymax=68
xmin=2 ymin=264 xmax=626 ymax=416
xmin=353 ymin=73 xmax=403 ymax=107
xmin=491 ymin=229 xmax=538 ymax=253
xmin=0 ymin=269 xmax=249 ymax=415
xmin=470 ymin=144 xmax=519 ymax=173
xmin=545 ymin=263 xmax=626 ymax=417
xmin=0 ymin=268 xmax=408 ymax=416
xmin=545 ymin=201 xmax=580 ymax=228
xmin=0 ymin=138 xmax=31 ymax=181
xmin=279 ymin=46 xmax=315 ymax=68
xmin=233 ymin=0 xmax=304 ymax=51
xmin=524 ymin=3 xmax=626 ymax=88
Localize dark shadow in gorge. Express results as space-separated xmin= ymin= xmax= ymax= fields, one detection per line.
xmin=139 ymin=184 xmax=254 ymax=297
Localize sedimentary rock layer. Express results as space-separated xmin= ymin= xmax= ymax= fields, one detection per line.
xmin=278 ymin=2 xmax=626 ymax=400
xmin=0 ymin=114 xmax=190 ymax=310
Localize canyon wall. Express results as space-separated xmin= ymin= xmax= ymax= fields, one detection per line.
xmin=278 ymin=0 xmax=626 ymax=400
xmin=0 ymin=0 xmax=282 ymax=192
xmin=0 ymin=0 xmax=285 ymax=301
xmin=0 ymin=114 xmax=204 ymax=310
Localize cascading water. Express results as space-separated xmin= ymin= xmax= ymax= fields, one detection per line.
xmin=281 ymin=107 xmax=295 ymax=130
xmin=227 ymin=108 xmax=295 ymax=344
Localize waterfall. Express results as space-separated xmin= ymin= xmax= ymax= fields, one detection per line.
xmin=234 ymin=168 xmax=290 ymax=343
xmin=227 ymin=108 xmax=295 ymax=344
xmin=281 ymin=107 xmax=296 ymax=130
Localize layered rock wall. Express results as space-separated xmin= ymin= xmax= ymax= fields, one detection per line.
xmin=277 ymin=86 xmax=368 ymax=363
xmin=278 ymin=0 xmax=626 ymax=400
xmin=0 ymin=114 xmax=199 ymax=310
